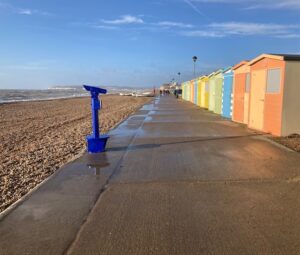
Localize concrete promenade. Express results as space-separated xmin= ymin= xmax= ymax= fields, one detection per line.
xmin=1 ymin=96 xmax=300 ymax=254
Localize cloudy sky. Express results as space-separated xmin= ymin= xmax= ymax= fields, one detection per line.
xmin=1 ymin=0 xmax=300 ymax=89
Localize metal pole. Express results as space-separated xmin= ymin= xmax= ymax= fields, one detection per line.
xmin=91 ymin=93 xmax=100 ymax=138
xmin=192 ymin=56 xmax=198 ymax=79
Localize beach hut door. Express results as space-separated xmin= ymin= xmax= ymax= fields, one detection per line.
xmin=249 ymin=70 xmax=266 ymax=130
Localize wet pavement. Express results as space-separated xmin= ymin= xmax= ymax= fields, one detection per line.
xmin=1 ymin=96 xmax=300 ymax=255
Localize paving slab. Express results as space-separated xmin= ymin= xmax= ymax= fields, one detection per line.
xmin=67 ymin=181 xmax=300 ymax=255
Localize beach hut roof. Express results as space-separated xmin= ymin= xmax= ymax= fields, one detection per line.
xmin=232 ymin=60 xmax=249 ymax=70
xmin=208 ymin=72 xmax=215 ymax=77
xmin=214 ymin=69 xmax=223 ymax=75
xmin=222 ymin=66 xmax=232 ymax=73
xmin=249 ymin=53 xmax=300 ymax=66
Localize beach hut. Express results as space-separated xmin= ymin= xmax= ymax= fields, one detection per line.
xmin=214 ymin=69 xmax=224 ymax=114
xmin=248 ymin=53 xmax=300 ymax=136
xmin=190 ymin=80 xmax=195 ymax=103
xmin=221 ymin=67 xmax=234 ymax=119
xmin=182 ymin=82 xmax=186 ymax=100
xmin=185 ymin=82 xmax=189 ymax=101
xmin=193 ymin=79 xmax=198 ymax=105
xmin=208 ymin=72 xmax=216 ymax=111
xmin=183 ymin=82 xmax=188 ymax=101
xmin=232 ymin=61 xmax=250 ymax=124
xmin=208 ymin=70 xmax=223 ymax=113
xmin=185 ymin=81 xmax=189 ymax=101
xmin=200 ymin=76 xmax=209 ymax=108
xmin=196 ymin=77 xmax=202 ymax=107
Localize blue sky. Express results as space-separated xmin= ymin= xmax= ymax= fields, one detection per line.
xmin=1 ymin=0 xmax=300 ymax=89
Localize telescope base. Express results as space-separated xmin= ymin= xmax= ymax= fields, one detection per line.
xmin=86 ymin=134 xmax=109 ymax=153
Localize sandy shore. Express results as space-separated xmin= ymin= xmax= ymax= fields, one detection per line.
xmin=0 ymin=95 xmax=152 ymax=212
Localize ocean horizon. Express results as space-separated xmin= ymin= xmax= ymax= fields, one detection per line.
xmin=0 ymin=86 xmax=150 ymax=104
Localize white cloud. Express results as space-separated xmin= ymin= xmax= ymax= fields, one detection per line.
xmin=274 ymin=34 xmax=300 ymax=39
xmin=102 ymin=15 xmax=144 ymax=25
xmin=181 ymin=30 xmax=224 ymax=37
xmin=183 ymin=0 xmax=211 ymax=20
xmin=181 ymin=22 xmax=300 ymax=38
xmin=208 ymin=22 xmax=297 ymax=35
xmin=0 ymin=2 xmax=53 ymax=16
xmin=157 ymin=21 xmax=194 ymax=28
xmin=189 ymin=0 xmax=300 ymax=10
xmin=18 ymin=9 xmax=33 ymax=15
xmin=93 ymin=25 xmax=119 ymax=30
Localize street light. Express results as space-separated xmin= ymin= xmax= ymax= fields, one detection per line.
xmin=177 ymin=72 xmax=181 ymax=84
xmin=192 ymin=56 xmax=198 ymax=78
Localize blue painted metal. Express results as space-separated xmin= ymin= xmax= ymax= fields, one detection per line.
xmin=83 ymin=85 xmax=109 ymax=153
xmin=194 ymin=79 xmax=198 ymax=105
xmin=221 ymin=68 xmax=234 ymax=119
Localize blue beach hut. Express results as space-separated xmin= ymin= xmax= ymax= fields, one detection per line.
xmin=222 ymin=67 xmax=233 ymax=118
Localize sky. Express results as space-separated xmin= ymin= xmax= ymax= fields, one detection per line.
xmin=1 ymin=0 xmax=300 ymax=89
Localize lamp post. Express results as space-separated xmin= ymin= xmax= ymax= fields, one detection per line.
xmin=192 ymin=56 xmax=197 ymax=78
xmin=177 ymin=72 xmax=181 ymax=84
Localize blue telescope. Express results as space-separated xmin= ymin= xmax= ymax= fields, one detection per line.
xmin=83 ymin=85 xmax=109 ymax=153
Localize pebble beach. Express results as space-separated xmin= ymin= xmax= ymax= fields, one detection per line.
xmin=0 ymin=95 xmax=151 ymax=212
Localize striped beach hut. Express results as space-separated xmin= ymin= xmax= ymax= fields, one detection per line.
xmin=221 ymin=67 xmax=234 ymax=118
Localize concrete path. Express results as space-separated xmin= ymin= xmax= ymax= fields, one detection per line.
xmin=1 ymin=96 xmax=300 ymax=255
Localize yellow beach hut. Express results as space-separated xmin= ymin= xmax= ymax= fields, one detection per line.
xmin=182 ymin=82 xmax=186 ymax=100
xmin=186 ymin=81 xmax=191 ymax=101
xmin=196 ymin=77 xmax=202 ymax=107
xmin=200 ymin=76 xmax=210 ymax=109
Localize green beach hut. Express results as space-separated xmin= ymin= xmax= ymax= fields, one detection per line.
xmin=214 ymin=69 xmax=224 ymax=115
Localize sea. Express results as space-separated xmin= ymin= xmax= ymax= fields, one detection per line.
xmin=0 ymin=86 xmax=146 ymax=104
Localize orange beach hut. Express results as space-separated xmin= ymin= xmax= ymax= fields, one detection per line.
xmin=248 ymin=53 xmax=300 ymax=136
xmin=232 ymin=61 xmax=250 ymax=124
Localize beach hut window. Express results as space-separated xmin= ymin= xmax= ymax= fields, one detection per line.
xmin=205 ymin=82 xmax=209 ymax=92
xmin=245 ymin=73 xmax=250 ymax=92
xmin=266 ymin=69 xmax=281 ymax=93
